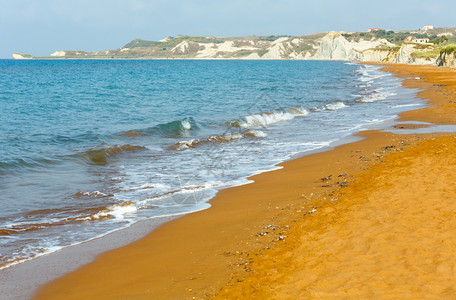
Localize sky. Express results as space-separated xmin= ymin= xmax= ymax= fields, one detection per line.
xmin=1 ymin=0 xmax=454 ymax=58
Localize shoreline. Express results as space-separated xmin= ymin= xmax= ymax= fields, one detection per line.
xmin=0 ymin=131 xmax=369 ymax=299
xmin=215 ymin=64 xmax=456 ymax=298
xmin=4 ymin=64 xmax=456 ymax=299
xmin=0 ymin=61 xmax=400 ymax=297
xmin=36 ymin=130 xmax=414 ymax=299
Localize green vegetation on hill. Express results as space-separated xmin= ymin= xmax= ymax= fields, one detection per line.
xmin=441 ymin=44 xmax=456 ymax=54
xmin=411 ymin=49 xmax=441 ymax=60
xmin=342 ymin=30 xmax=435 ymax=44
xmin=257 ymin=35 xmax=289 ymax=41
xmin=123 ymin=39 xmax=161 ymax=48
xmin=14 ymin=53 xmax=33 ymax=58
xmin=123 ymin=36 xmax=224 ymax=49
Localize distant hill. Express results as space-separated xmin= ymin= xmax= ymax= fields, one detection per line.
xmin=13 ymin=27 xmax=456 ymax=66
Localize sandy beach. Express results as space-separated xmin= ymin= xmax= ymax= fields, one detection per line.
xmin=32 ymin=64 xmax=456 ymax=299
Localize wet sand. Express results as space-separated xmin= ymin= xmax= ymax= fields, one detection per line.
xmin=33 ymin=64 xmax=456 ymax=299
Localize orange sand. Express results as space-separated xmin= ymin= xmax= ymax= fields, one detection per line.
xmin=34 ymin=64 xmax=456 ymax=299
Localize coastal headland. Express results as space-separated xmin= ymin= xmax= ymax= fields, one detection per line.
xmin=31 ymin=64 xmax=456 ymax=299
xmin=12 ymin=28 xmax=456 ymax=67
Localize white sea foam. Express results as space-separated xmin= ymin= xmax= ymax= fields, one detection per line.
xmin=173 ymin=139 xmax=199 ymax=150
xmin=207 ymin=132 xmax=243 ymax=142
xmin=286 ymin=106 xmax=309 ymax=115
xmin=0 ymin=245 xmax=64 ymax=271
xmin=236 ymin=106 xmax=309 ymax=128
xmin=239 ymin=111 xmax=295 ymax=127
xmin=359 ymin=91 xmax=397 ymax=103
xmin=312 ymin=101 xmax=347 ymax=112
xmin=173 ymin=127 xmax=269 ymax=152
xmin=391 ymin=103 xmax=421 ymax=108
xmin=79 ymin=191 xmax=110 ymax=197
xmin=357 ymin=66 xmax=389 ymax=83
xmin=121 ymin=183 xmax=170 ymax=192
xmin=245 ymin=130 xmax=267 ymax=138
xmin=181 ymin=120 xmax=191 ymax=130
xmin=325 ymin=102 xmax=348 ymax=111
xmin=88 ymin=203 xmax=137 ymax=220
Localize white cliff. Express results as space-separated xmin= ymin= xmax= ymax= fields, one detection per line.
xmin=50 ymin=51 xmax=67 ymax=57
xmin=312 ymin=32 xmax=395 ymax=61
xmin=12 ymin=53 xmax=32 ymax=59
xmin=18 ymin=29 xmax=455 ymax=67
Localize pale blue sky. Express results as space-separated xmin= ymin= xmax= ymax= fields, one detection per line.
xmin=1 ymin=0 xmax=454 ymax=58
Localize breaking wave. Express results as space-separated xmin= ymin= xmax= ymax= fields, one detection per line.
xmin=0 ymin=157 xmax=60 ymax=172
xmin=76 ymin=144 xmax=147 ymax=165
xmin=170 ymin=130 xmax=267 ymax=151
xmin=0 ymin=203 xmax=135 ymax=236
xmin=356 ymin=90 xmax=397 ymax=103
xmin=120 ymin=117 xmax=198 ymax=138
xmin=229 ymin=106 xmax=309 ymax=128
xmin=311 ymin=101 xmax=348 ymax=112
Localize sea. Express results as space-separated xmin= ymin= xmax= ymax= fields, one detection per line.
xmin=0 ymin=59 xmax=423 ymax=270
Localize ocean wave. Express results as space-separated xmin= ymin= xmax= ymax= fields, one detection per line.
xmin=0 ymin=201 xmax=138 ymax=270
xmin=0 ymin=202 xmax=137 ymax=238
xmin=244 ymin=130 xmax=268 ymax=138
xmin=170 ymin=130 xmax=267 ymax=151
xmin=169 ymin=139 xmax=199 ymax=151
xmin=1 ymin=207 xmax=108 ymax=236
xmin=311 ymin=101 xmax=348 ymax=112
xmin=76 ymin=144 xmax=147 ymax=165
xmin=121 ymin=183 xmax=170 ymax=192
xmin=135 ymin=183 xmax=218 ymax=208
xmin=0 ymin=157 xmax=61 ymax=172
xmin=356 ymin=66 xmax=389 ymax=83
xmin=391 ymin=103 xmax=422 ymax=108
xmin=356 ymin=91 xmax=397 ymax=103
xmin=79 ymin=202 xmax=137 ymax=221
xmin=206 ymin=132 xmax=244 ymax=143
xmin=119 ymin=117 xmax=198 ymax=138
xmin=74 ymin=190 xmax=114 ymax=199
xmin=52 ymin=132 xmax=102 ymax=144
xmin=229 ymin=106 xmax=309 ymax=128
xmin=0 ymin=244 xmax=63 ymax=270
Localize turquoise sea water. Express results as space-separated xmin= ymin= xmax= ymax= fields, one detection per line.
xmin=0 ymin=59 xmax=422 ymax=268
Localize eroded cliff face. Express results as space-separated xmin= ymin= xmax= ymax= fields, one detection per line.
xmin=437 ymin=52 xmax=456 ymax=67
xmin=310 ymin=32 xmax=437 ymax=65
xmin=393 ymin=43 xmax=437 ymax=65
xmin=11 ymin=53 xmax=32 ymax=59
xmin=312 ymin=32 xmax=394 ymax=61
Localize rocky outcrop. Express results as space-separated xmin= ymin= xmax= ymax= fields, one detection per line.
xmin=309 ymin=32 xmax=438 ymax=65
xmin=437 ymin=52 xmax=456 ymax=68
xmin=312 ymin=32 xmax=394 ymax=60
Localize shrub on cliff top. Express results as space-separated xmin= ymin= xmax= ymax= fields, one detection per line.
xmin=440 ymin=44 xmax=456 ymax=54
